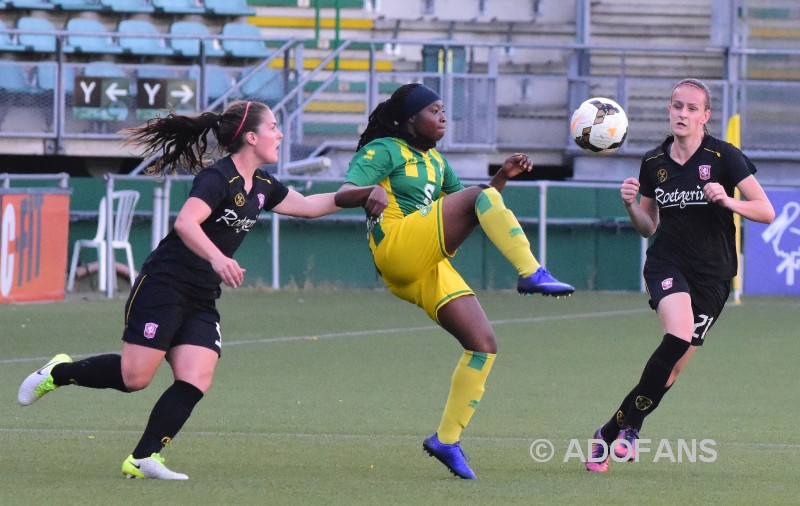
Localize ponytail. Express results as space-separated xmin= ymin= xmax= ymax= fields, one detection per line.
xmin=122 ymin=100 xmax=268 ymax=176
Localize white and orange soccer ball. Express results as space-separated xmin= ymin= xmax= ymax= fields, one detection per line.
xmin=570 ymin=97 xmax=628 ymax=154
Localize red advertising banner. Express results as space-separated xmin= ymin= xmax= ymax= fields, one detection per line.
xmin=0 ymin=190 xmax=71 ymax=303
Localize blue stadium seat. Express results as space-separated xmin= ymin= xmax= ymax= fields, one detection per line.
xmin=9 ymin=0 xmax=55 ymax=10
xmin=189 ymin=64 xmax=238 ymax=106
xmin=204 ymin=0 xmax=255 ymax=17
xmin=52 ymin=0 xmax=104 ymax=11
xmin=118 ymin=19 xmax=175 ymax=56
xmin=152 ymin=0 xmax=205 ymax=15
xmin=100 ymin=0 xmax=154 ymax=14
xmin=32 ymin=62 xmax=57 ymax=93
xmin=240 ymin=66 xmax=285 ymax=106
xmin=64 ymin=18 xmax=124 ymax=54
xmin=221 ymin=23 xmax=271 ymax=59
xmin=17 ymin=17 xmax=57 ymax=53
xmin=170 ymin=21 xmax=225 ymax=58
xmin=0 ymin=19 xmax=25 ymax=52
xmin=0 ymin=62 xmax=33 ymax=94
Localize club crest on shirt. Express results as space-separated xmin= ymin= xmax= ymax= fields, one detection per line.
xmin=698 ymin=165 xmax=711 ymax=180
xmin=257 ymin=193 xmax=265 ymax=209
xmin=661 ymin=278 xmax=673 ymax=290
xmin=235 ymin=193 xmax=245 ymax=206
xmin=144 ymin=322 xmax=158 ymax=339
xmin=657 ymin=168 xmax=668 ymax=183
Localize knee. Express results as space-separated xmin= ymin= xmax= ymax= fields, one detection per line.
xmin=175 ymin=374 xmax=213 ymax=393
xmin=122 ymin=371 xmax=153 ymax=392
xmin=469 ymin=333 xmax=497 ymax=354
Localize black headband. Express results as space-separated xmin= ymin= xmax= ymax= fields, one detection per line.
xmin=400 ymin=85 xmax=441 ymax=123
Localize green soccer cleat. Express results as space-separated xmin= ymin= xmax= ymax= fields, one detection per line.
xmin=18 ymin=354 xmax=72 ymax=406
xmin=122 ymin=453 xmax=188 ymax=480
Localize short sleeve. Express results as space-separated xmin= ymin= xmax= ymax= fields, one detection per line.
xmin=344 ymin=140 xmax=396 ymax=186
xmin=190 ymin=168 xmax=227 ymax=210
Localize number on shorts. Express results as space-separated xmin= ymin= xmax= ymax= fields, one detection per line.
xmin=692 ymin=314 xmax=714 ymax=341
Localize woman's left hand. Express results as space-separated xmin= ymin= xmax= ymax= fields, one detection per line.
xmin=500 ymin=153 xmax=534 ymax=179
xmin=703 ymin=182 xmax=730 ymax=207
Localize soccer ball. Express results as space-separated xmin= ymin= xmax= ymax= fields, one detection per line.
xmin=570 ymin=97 xmax=628 ymax=154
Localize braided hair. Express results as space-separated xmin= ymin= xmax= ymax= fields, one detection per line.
xmin=122 ymin=100 xmax=268 ymax=176
xmin=357 ymin=83 xmax=439 ymax=152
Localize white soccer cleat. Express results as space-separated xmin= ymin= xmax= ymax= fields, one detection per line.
xmin=122 ymin=453 xmax=189 ymax=480
xmin=18 ymin=354 xmax=72 ymax=406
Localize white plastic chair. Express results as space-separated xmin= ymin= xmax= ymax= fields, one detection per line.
xmin=67 ymin=190 xmax=140 ymax=292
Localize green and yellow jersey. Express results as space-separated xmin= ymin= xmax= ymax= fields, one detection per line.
xmin=344 ymin=137 xmax=464 ymax=223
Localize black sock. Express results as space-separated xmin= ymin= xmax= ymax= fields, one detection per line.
xmin=601 ymin=384 xmax=673 ymax=441
xmin=132 ymin=380 xmax=204 ymax=459
xmin=622 ymin=334 xmax=690 ymax=431
xmin=600 ymin=388 xmax=635 ymax=442
xmin=51 ymin=354 xmax=128 ymax=392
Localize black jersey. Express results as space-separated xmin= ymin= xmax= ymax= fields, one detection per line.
xmin=140 ymin=156 xmax=289 ymax=298
xmin=639 ymin=134 xmax=755 ymax=285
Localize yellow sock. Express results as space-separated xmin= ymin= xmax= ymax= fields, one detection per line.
xmin=475 ymin=187 xmax=540 ymax=277
xmin=436 ymin=351 xmax=497 ymax=444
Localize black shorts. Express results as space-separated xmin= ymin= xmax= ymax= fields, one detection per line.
xmin=122 ymin=275 xmax=222 ymax=356
xmin=643 ymin=263 xmax=730 ymax=347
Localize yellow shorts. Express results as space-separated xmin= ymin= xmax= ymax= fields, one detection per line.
xmin=369 ymin=197 xmax=473 ymax=322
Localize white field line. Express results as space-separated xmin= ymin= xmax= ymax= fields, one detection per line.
xmin=0 ymin=308 xmax=649 ymax=366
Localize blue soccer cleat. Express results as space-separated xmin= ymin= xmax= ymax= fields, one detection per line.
xmin=517 ymin=267 xmax=575 ymax=297
xmin=422 ymin=433 xmax=477 ymax=479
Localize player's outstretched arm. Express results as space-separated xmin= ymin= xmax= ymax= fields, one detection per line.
xmin=273 ymin=190 xmax=341 ymax=219
xmin=334 ymin=183 xmax=388 ymax=220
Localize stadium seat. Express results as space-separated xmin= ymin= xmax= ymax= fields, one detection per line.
xmin=221 ymin=23 xmax=271 ymax=59
xmin=118 ymin=19 xmax=175 ymax=56
xmin=170 ymin=21 xmax=225 ymax=58
xmin=52 ymin=0 xmax=104 ymax=11
xmin=189 ymin=64 xmax=238 ymax=106
xmin=32 ymin=62 xmax=56 ymax=93
xmin=17 ymin=17 xmax=57 ymax=53
xmin=204 ymin=0 xmax=256 ymax=17
xmin=64 ymin=18 xmax=124 ymax=54
xmin=239 ymin=66 xmax=285 ymax=106
xmin=83 ymin=60 xmax=127 ymax=78
xmin=0 ymin=62 xmax=33 ymax=94
xmin=0 ymin=20 xmax=25 ymax=52
xmin=99 ymin=0 xmax=154 ymax=14
xmin=9 ymin=0 xmax=55 ymax=10
xmin=152 ymin=0 xmax=205 ymax=15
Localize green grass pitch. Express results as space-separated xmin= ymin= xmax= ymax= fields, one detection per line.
xmin=1 ymin=289 xmax=798 ymax=505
